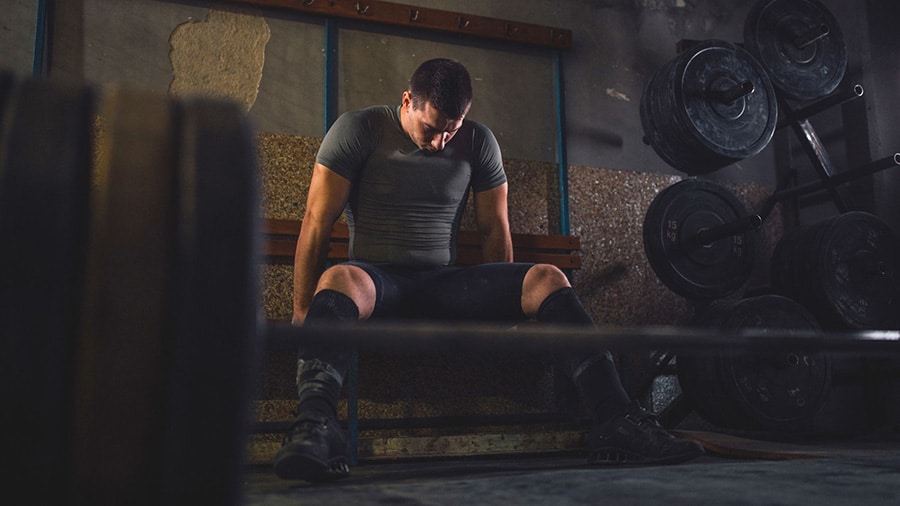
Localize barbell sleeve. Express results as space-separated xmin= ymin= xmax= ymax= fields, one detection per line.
xmin=695 ymin=213 xmax=763 ymax=247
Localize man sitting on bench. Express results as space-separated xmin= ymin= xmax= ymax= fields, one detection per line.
xmin=274 ymin=58 xmax=703 ymax=482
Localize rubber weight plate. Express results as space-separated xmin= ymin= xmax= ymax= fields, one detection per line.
xmin=72 ymin=88 xmax=177 ymax=503
xmin=640 ymin=40 xmax=778 ymax=175
xmin=772 ymin=212 xmax=900 ymax=330
xmin=744 ymin=0 xmax=847 ymax=102
xmin=643 ymin=178 xmax=757 ymax=300
xmin=0 ymin=77 xmax=94 ymax=502
xmin=161 ymin=97 xmax=260 ymax=505
xmin=678 ymin=295 xmax=830 ymax=431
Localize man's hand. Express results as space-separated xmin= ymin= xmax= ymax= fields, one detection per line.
xmin=291 ymin=308 xmax=308 ymax=326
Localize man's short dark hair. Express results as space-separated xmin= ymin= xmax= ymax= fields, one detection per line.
xmin=408 ymin=58 xmax=472 ymax=120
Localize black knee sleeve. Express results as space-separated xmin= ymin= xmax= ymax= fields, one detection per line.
xmin=536 ymin=287 xmax=594 ymax=326
xmin=306 ymin=289 xmax=360 ymax=322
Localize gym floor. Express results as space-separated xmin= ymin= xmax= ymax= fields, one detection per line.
xmin=241 ymin=428 xmax=900 ymax=505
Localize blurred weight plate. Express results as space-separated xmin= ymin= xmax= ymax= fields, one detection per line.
xmin=161 ymin=97 xmax=261 ymax=505
xmin=744 ymin=0 xmax=848 ymax=102
xmin=772 ymin=211 xmax=900 ymax=330
xmin=678 ymin=295 xmax=830 ymax=431
xmin=0 ymin=76 xmax=94 ymax=502
xmin=72 ymin=87 xmax=177 ymax=502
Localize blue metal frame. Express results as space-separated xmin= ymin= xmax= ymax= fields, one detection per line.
xmin=323 ymin=18 xmax=338 ymax=133
xmin=553 ymin=50 xmax=570 ymax=235
xmin=33 ymin=0 xmax=49 ymax=77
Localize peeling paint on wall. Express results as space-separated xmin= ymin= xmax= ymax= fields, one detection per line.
xmin=168 ymin=8 xmax=270 ymax=111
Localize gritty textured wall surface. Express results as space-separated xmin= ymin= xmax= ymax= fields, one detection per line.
xmin=569 ymin=167 xmax=688 ymax=326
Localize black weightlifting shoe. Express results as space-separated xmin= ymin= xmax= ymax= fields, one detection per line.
xmin=273 ymin=414 xmax=350 ymax=482
xmin=587 ymin=402 xmax=704 ymax=465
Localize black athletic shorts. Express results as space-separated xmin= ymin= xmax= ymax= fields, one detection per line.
xmin=344 ymin=261 xmax=534 ymax=322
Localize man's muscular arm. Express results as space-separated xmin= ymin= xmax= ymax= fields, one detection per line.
xmin=473 ymin=182 xmax=513 ymax=263
xmin=292 ymin=163 xmax=352 ymax=325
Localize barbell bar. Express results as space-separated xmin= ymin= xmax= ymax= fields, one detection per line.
xmin=267 ymin=320 xmax=900 ymax=356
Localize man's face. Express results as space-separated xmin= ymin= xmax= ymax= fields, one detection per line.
xmin=401 ymin=91 xmax=466 ymax=153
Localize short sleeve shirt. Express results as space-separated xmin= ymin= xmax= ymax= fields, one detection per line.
xmin=316 ymin=105 xmax=506 ymax=266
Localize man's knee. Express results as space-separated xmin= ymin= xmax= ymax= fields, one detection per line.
xmin=315 ymin=264 xmax=376 ymax=319
xmin=521 ymin=263 xmax=571 ymax=317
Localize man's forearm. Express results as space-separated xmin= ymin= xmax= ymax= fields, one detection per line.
xmin=480 ymin=229 xmax=513 ymax=263
xmin=292 ymin=223 xmax=332 ymax=324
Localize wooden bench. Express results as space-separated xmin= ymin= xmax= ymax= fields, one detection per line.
xmin=257 ymin=217 xmax=582 ymax=463
xmin=262 ymin=218 xmax=582 ymax=269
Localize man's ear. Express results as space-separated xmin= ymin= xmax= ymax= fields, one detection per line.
xmin=401 ymin=90 xmax=412 ymax=109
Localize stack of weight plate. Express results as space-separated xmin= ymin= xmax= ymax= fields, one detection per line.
xmin=639 ymin=0 xmax=900 ymax=433
xmin=640 ymin=0 xmax=849 ymax=177
xmin=641 ymin=0 xmax=863 ymax=307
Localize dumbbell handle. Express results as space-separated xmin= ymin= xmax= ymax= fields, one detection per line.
xmin=696 ymin=214 xmax=762 ymax=246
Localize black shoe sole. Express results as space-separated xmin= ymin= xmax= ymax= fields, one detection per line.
xmin=273 ymin=446 xmax=350 ymax=482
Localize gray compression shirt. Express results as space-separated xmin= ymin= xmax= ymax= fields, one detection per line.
xmin=316 ymin=105 xmax=506 ymax=266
